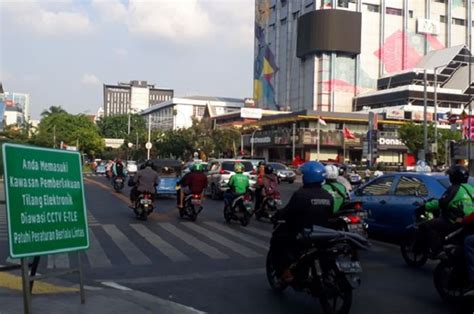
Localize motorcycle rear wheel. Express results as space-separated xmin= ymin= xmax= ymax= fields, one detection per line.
xmin=223 ymin=205 xmax=232 ymax=223
xmin=400 ymin=235 xmax=428 ymax=268
xmin=433 ymin=260 xmax=469 ymax=303
xmin=318 ymin=268 xmax=353 ymax=314
xmin=265 ymin=250 xmax=288 ymax=293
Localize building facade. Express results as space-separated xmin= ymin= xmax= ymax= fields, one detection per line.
xmin=139 ymin=96 xmax=244 ymax=130
xmin=103 ymin=80 xmax=173 ymax=116
xmin=254 ymin=0 xmax=473 ymax=112
xmin=3 ymin=91 xmax=29 ymax=123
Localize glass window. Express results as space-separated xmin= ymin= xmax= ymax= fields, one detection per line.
xmin=386 ymin=7 xmax=402 ymax=16
xmin=395 ymin=176 xmax=428 ymax=196
xmin=440 ymin=15 xmax=446 ymax=23
xmin=269 ymin=163 xmax=287 ymax=170
xmin=222 ymin=161 xmax=253 ymax=172
xmin=360 ymin=176 xmax=394 ymax=196
xmin=452 ymin=18 xmax=465 ymax=26
xmin=365 ymin=4 xmax=380 ymax=12
xmin=409 ymin=10 xmax=413 ymax=18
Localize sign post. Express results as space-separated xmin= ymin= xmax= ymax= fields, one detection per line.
xmin=2 ymin=143 xmax=89 ymax=313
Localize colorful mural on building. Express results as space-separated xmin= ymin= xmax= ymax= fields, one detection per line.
xmin=254 ymin=0 xmax=279 ymax=109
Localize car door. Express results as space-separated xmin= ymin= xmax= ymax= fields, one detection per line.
xmin=206 ymin=161 xmax=220 ymax=194
xmin=390 ymin=175 xmax=429 ymax=235
xmin=354 ymin=175 xmax=396 ymax=233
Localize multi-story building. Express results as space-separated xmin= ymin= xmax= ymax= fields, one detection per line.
xmin=3 ymin=91 xmax=29 ymax=123
xmin=103 ymin=80 xmax=173 ymax=116
xmin=254 ymin=0 xmax=473 ymax=112
xmin=139 ymin=96 xmax=244 ymax=130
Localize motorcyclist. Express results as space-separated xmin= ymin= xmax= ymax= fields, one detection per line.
xmin=254 ymin=161 xmax=266 ymax=211
xmin=423 ymin=165 xmax=474 ymax=254
xmin=323 ymin=164 xmax=349 ymax=213
xmin=224 ymin=163 xmax=250 ymax=207
xmin=177 ymin=163 xmax=208 ymax=209
xmin=270 ymin=161 xmax=334 ymax=282
xmin=130 ymin=160 xmax=159 ymax=207
xmin=112 ymin=159 xmax=127 ymax=179
xmin=255 ymin=164 xmax=279 ymax=212
xmin=336 ymin=165 xmax=352 ymax=192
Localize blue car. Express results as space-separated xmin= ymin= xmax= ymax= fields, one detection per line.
xmin=351 ymin=172 xmax=474 ymax=237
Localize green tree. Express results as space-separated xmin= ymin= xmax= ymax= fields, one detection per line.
xmin=32 ymin=112 xmax=105 ymax=156
xmin=40 ymin=105 xmax=66 ymax=117
xmin=96 ymin=114 xmax=147 ymax=140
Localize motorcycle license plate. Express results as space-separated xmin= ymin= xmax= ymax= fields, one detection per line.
xmin=356 ymin=211 xmax=368 ymax=220
xmin=140 ymin=199 xmax=152 ymax=205
xmin=115 ymin=178 xmax=123 ymax=183
xmin=191 ymin=199 xmax=201 ymax=205
xmin=336 ymin=259 xmax=362 ymax=274
xmin=274 ymin=199 xmax=282 ymax=206
xmin=244 ymin=201 xmax=253 ymax=212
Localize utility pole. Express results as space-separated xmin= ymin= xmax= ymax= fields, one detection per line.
xmin=423 ymin=69 xmax=428 ymax=161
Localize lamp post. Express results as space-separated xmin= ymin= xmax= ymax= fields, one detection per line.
xmin=433 ymin=63 xmax=451 ymax=165
xmin=423 ymin=69 xmax=428 ymax=161
xmin=250 ymin=129 xmax=257 ymax=157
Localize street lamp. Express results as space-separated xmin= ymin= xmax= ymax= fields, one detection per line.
xmin=250 ymin=129 xmax=258 ymax=157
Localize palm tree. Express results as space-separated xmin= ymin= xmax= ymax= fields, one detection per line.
xmin=41 ymin=106 xmax=66 ymax=117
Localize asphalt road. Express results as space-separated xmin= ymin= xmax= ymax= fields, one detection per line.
xmin=0 ymin=175 xmax=458 ymax=314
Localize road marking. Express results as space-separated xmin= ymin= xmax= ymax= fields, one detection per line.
xmin=182 ymin=223 xmax=261 ymax=258
xmin=106 ymin=268 xmax=266 ymax=284
xmin=204 ymin=221 xmax=269 ymax=249
xmin=87 ymin=211 xmax=100 ymax=226
xmin=130 ymin=224 xmax=190 ymax=262
xmin=0 ymin=272 xmax=78 ymax=294
xmin=102 ymin=224 xmax=152 ymax=265
xmin=159 ymin=223 xmax=228 ymax=259
xmin=101 ymin=281 xmax=132 ymax=291
xmin=239 ymin=225 xmax=272 ymax=238
xmin=47 ymin=253 xmax=70 ymax=269
xmin=85 ymin=227 xmax=112 ymax=268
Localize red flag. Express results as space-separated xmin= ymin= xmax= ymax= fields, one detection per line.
xmin=343 ymin=127 xmax=356 ymax=140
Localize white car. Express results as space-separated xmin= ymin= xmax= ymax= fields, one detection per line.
xmin=206 ymin=159 xmax=256 ymax=200
xmin=126 ymin=160 xmax=137 ymax=174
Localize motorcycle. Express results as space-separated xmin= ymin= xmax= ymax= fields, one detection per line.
xmin=255 ymin=191 xmax=282 ymax=221
xmin=330 ymin=201 xmax=368 ymax=238
xmin=433 ymin=218 xmax=474 ymax=312
xmin=266 ymin=223 xmax=370 ymax=314
xmin=134 ymin=191 xmax=154 ymax=221
xmin=113 ymin=176 xmax=125 ymax=192
xmin=179 ymin=193 xmax=203 ymax=222
xmin=400 ymin=206 xmax=439 ymax=268
xmin=224 ymin=192 xmax=253 ymax=226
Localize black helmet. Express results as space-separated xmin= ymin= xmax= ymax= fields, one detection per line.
xmin=258 ymin=161 xmax=266 ymax=167
xmin=145 ymin=160 xmax=154 ymax=168
xmin=448 ymin=165 xmax=469 ymax=185
xmin=264 ymin=165 xmax=274 ymax=174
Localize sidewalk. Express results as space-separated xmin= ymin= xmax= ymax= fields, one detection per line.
xmin=0 ymin=271 xmax=204 ymax=314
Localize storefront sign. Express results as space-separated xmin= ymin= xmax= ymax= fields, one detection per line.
xmin=462 ymin=115 xmax=474 ymax=140
xmin=412 ymin=111 xmax=433 ymax=122
xmin=385 ymin=109 xmax=404 ymax=120
xmin=3 ymin=144 xmax=89 ymax=258
xmin=250 ymin=136 xmax=272 ymax=144
xmin=378 ymin=137 xmax=403 ymax=146
xmin=417 ymin=18 xmax=440 ymax=35
xmin=241 ymin=108 xmax=262 ymax=119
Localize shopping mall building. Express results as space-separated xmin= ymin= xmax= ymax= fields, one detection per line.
xmin=250 ymin=0 xmax=473 ymax=164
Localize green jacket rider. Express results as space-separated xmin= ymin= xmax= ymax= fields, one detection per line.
xmin=322 ymin=164 xmax=349 ymax=213
xmin=228 ymin=163 xmax=250 ymax=195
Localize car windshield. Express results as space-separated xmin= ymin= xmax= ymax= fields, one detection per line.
xmin=127 ymin=161 xmax=136 ymax=165
xmin=269 ymin=163 xmax=287 ymax=170
xmin=159 ymin=167 xmax=177 ymax=177
xmin=222 ymin=161 xmax=253 ymax=172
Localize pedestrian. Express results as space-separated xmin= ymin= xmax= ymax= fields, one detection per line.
xmin=364 ymin=168 xmax=371 ymax=182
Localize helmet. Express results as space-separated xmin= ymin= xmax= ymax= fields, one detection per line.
xmin=144 ymin=160 xmax=153 ymax=168
xmin=234 ymin=163 xmax=244 ymax=173
xmin=258 ymin=161 xmax=266 ymax=167
xmin=338 ymin=165 xmax=346 ymax=175
xmin=192 ymin=163 xmax=204 ymax=172
xmin=264 ymin=165 xmax=274 ymax=175
xmin=448 ymin=165 xmax=469 ymax=184
xmin=300 ymin=161 xmax=326 ymax=185
xmin=325 ymin=164 xmax=339 ymax=180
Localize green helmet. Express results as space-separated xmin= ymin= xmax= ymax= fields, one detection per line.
xmin=192 ymin=163 xmax=204 ymax=172
xmin=234 ymin=163 xmax=244 ymax=173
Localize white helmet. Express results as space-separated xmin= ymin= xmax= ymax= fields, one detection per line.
xmin=325 ymin=164 xmax=339 ymax=180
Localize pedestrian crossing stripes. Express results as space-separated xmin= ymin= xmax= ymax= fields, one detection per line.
xmin=0 ymin=210 xmax=7 ymax=241
xmin=87 ymin=212 xmax=100 ymax=226
xmin=0 ymin=221 xmax=274 ymax=269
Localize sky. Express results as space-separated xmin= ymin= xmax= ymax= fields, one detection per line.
xmin=0 ymin=0 xmax=255 ymax=119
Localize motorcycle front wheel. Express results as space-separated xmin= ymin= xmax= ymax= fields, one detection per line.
xmin=318 ymin=268 xmax=353 ymax=314
xmin=433 ymin=260 xmax=469 ymax=303
xmin=400 ymin=234 xmax=428 ymax=268
xmin=223 ymin=205 xmax=232 ymax=223
xmin=265 ymin=250 xmax=288 ymax=293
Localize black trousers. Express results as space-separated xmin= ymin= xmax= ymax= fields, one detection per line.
xmin=254 ymin=187 xmax=263 ymax=211
xmin=270 ymin=227 xmax=298 ymax=275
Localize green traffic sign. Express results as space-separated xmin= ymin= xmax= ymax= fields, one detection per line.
xmin=2 ymin=143 xmax=89 ymax=258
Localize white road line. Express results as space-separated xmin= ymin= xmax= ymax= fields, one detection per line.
xmin=130 ymin=224 xmax=189 ymax=262
xmin=241 ymin=225 xmax=272 ymax=238
xmin=159 ymin=223 xmax=228 ymax=259
xmin=47 ymin=253 xmax=70 ymax=269
xmin=204 ymin=221 xmax=268 ymax=249
xmin=101 ymin=281 xmax=132 ymax=291
xmin=182 ymin=223 xmax=261 ymax=258
xmin=102 ymin=224 xmax=151 ymax=265
xmin=85 ymin=228 xmax=112 ymax=268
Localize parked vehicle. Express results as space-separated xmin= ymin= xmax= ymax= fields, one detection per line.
xmin=266 ymin=224 xmax=370 ymax=314
xmin=126 ymin=160 xmax=137 ymax=174
xmin=351 ymin=173 xmax=474 ymax=238
xmin=223 ymin=192 xmax=253 ymax=226
xmin=206 ymin=159 xmax=256 ymax=200
xmin=179 ymin=193 xmax=204 ymax=222
xmin=267 ymin=162 xmax=296 ymax=184
xmin=134 ymin=191 xmax=154 ymax=220
xmin=255 ymin=191 xmax=281 ymax=221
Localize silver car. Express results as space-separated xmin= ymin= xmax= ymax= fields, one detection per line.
xmin=267 ymin=162 xmax=296 ymax=184
xmin=206 ymin=159 xmax=256 ymax=199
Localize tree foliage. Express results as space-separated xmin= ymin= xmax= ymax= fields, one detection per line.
xmin=96 ymin=114 xmax=147 ymax=140
xmin=398 ymin=122 xmax=461 ymax=163
xmin=41 ymin=105 xmax=66 ymax=117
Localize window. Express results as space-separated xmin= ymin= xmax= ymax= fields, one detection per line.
xmin=452 ymin=18 xmax=465 ymax=26
xmin=440 ymin=15 xmax=446 ymax=23
xmin=365 ymin=3 xmax=380 ymax=13
xmin=193 ymin=106 xmax=205 ymax=117
xmin=395 ymin=176 xmax=428 ymax=196
xmin=360 ymin=176 xmax=394 ymax=196
xmin=281 ymin=0 xmax=287 ymax=7
xmin=434 ymin=0 xmax=446 ymax=3
xmin=386 ymin=7 xmax=402 ymax=16
xmin=281 ymin=17 xmax=287 ymax=25
xmin=292 ymin=11 xmax=299 ymax=19
xmin=409 ymin=10 xmax=413 ymax=18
